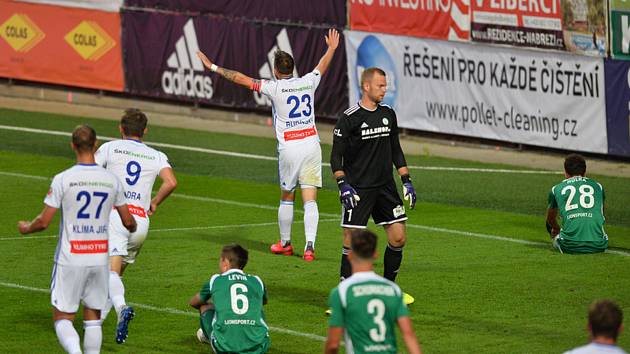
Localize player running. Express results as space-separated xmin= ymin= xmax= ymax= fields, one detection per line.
xmin=330 ymin=67 xmax=417 ymax=305
xmin=190 ymin=244 xmax=270 ymax=353
xmin=196 ymin=28 xmax=340 ymax=261
xmin=95 ymin=109 xmax=177 ymax=343
xmin=325 ymin=229 xmax=422 ymax=354
xmin=18 ymin=125 xmax=137 ymax=354
xmin=546 ymin=154 xmax=608 ymax=254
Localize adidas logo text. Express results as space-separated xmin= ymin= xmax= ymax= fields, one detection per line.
xmin=161 ymin=19 xmax=214 ymax=100
xmin=253 ymin=28 xmax=298 ymax=106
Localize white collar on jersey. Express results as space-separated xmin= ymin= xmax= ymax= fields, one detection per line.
xmin=221 ymin=268 xmax=245 ymax=276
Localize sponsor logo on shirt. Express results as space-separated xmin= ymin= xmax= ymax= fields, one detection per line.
xmin=284 ymin=126 xmax=317 ymax=141
xmin=393 ymin=205 xmax=405 ymax=218
xmin=113 ymin=149 xmax=156 ymax=160
xmin=128 ymin=204 xmax=147 ymax=218
xmin=70 ymin=240 xmax=108 ymax=254
xmin=361 ymin=126 xmax=391 ymax=140
xmin=281 ymin=85 xmax=313 ymax=93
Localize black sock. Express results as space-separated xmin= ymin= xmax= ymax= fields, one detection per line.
xmin=384 ymin=243 xmax=403 ymax=282
xmin=340 ymin=246 xmax=352 ymax=281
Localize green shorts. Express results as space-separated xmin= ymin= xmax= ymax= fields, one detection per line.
xmin=200 ymin=310 xmax=270 ymax=354
xmin=554 ymin=237 xmax=608 ymax=254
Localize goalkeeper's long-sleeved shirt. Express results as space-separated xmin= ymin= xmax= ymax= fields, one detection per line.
xmin=330 ymin=102 xmax=407 ymax=189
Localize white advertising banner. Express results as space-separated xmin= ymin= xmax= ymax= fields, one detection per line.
xmin=345 ymin=30 xmax=608 ymax=154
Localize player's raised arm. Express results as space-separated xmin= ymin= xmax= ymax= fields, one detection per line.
xmin=17 ymin=205 xmax=58 ymax=234
xmin=197 ymin=51 xmax=257 ymax=90
xmin=314 ymin=29 xmax=340 ymax=76
xmin=397 ymin=316 xmax=423 ymax=354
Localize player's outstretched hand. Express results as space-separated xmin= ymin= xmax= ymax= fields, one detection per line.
xmin=402 ymin=181 xmax=417 ymax=210
xmin=197 ymin=51 xmax=214 ymax=70
xmin=325 ymin=28 xmax=340 ymax=50
xmin=17 ymin=221 xmax=30 ymax=234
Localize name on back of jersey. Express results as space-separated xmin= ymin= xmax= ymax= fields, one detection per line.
xmin=72 ymin=224 xmax=108 ymax=235
xmin=228 ymin=273 xmax=248 ymax=281
xmin=352 ymin=284 xmax=396 ymax=297
xmin=124 ymin=191 xmax=141 ymax=201
xmin=286 ymin=117 xmax=313 ymax=128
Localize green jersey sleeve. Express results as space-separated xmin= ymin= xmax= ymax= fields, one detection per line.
xmin=396 ymin=294 xmax=410 ymax=319
xmin=199 ymin=274 xmax=218 ymax=303
xmin=328 ymin=287 xmax=345 ymax=327
xmin=548 ymin=188 xmax=558 ymax=209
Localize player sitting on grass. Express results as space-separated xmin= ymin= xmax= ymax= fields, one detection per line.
xmin=546 ymin=154 xmax=608 ymax=254
xmin=325 ymin=229 xmax=422 ymax=354
xmin=190 ymin=244 xmax=270 ymax=354
xmin=564 ymin=299 xmax=627 ymax=354
xmin=18 ymin=125 xmax=137 ymax=354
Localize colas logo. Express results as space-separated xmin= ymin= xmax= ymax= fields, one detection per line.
xmin=64 ymin=21 xmax=115 ymax=61
xmin=161 ymin=19 xmax=213 ymax=100
xmin=0 ymin=13 xmax=45 ymax=52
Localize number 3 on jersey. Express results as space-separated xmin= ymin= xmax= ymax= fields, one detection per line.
xmin=287 ymin=94 xmax=312 ymax=118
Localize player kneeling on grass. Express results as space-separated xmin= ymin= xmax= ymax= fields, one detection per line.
xmin=325 ymin=229 xmax=422 ymax=354
xmin=546 ymin=154 xmax=608 ymax=254
xmin=190 ymin=244 xmax=270 ymax=354
xmin=18 ymin=125 xmax=137 ymax=354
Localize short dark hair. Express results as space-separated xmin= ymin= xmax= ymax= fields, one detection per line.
xmin=274 ymin=50 xmax=294 ymax=75
xmin=564 ymin=154 xmax=586 ymax=177
xmin=121 ymin=108 xmax=148 ymax=138
xmin=351 ymin=229 xmax=378 ymax=260
xmin=589 ymin=300 xmax=623 ymax=340
xmin=221 ymin=244 xmax=249 ymax=269
xmin=72 ymin=125 xmax=96 ymax=152
xmin=360 ymin=67 xmax=386 ymax=89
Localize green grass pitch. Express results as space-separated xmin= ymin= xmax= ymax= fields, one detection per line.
xmin=0 ymin=108 xmax=628 ymax=353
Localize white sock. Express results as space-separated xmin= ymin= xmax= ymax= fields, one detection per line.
xmin=54 ymin=319 xmax=82 ymax=354
xmin=83 ymin=320 xmax=102 ymax=354
xmin=109 ymin=271 xmax=126 ymax=316
xmin=278 ymin=201 xmax=294 ymax=245
xmin=100 ymin=299 xmax=112 ymax=321
xmin=304 ymin=200 xmax=319 ymax=249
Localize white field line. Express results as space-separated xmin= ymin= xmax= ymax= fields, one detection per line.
xmin=0 ymin=281 xmax=329 ymax=342
xmin=0 ymin=124 xmax=561 ymax=175
xmin=0 ymin=219 xmax=338 ymax=241
xmin=2 ymin=171 xmax=628 ymax=257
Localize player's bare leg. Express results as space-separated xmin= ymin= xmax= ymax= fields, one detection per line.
xmin=271 ymin=190 xmax=296 ymax=255
xmin=301 ymin=187 xmax=319 ymax=261
xmin=383 ymin=222 xmax=414 ymax=305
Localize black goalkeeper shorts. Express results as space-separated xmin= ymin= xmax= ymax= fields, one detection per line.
xmin=341 ymin=180 xmax=408 ymax=228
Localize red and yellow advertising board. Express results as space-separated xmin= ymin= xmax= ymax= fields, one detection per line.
xmin=349 ymin=0 xmax=470 ymax=41
xmin=0 ymin=1 xmax=123 ymax=91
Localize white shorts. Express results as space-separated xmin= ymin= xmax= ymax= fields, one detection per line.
xmin=278 ymin=141 xmax=322 ymax=191
xmin=50 ymin=263 xmax=109 ymax=313
xmin=108 ymin=212 xmax=150 ymax=264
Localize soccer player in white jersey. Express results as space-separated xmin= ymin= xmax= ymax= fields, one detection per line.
xmin=95 ymin=109 xmax=177 ymax=344
xmin=18 ymin=125 xmax=137 ymax=354
xmin=196 ymin=29 xmax=340 ymax=261
xmin=564 ymin=300 xmax=627 ymax=354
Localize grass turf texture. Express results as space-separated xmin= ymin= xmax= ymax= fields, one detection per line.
xmin=0 ymin=108 xmax=627 ymax=353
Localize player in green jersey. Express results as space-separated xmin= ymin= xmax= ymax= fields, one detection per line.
xmin=546 ymin=154 xmax=607 ymax=254
xmin=325 ymin=230 xmax=422 ymax=354
xmin=189 ymin=244 xmax=270 ymax=353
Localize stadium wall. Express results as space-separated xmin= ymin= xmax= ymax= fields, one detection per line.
xmin=1 ymin=0 xmax=630 ymax=157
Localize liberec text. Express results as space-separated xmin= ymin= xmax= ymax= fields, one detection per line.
xmin=402 ymin=51 xmax=600 ymax=98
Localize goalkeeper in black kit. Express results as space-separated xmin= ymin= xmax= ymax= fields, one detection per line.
xmin=330 ymin=67 xmax=417 ymax=306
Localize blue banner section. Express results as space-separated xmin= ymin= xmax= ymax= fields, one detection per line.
xmin=605 ymin=59 xmax=630 ymax=157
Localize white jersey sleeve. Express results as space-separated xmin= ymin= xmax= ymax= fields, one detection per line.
xmin=258 ymin=79 xmax=278 ymax=98
xmin=94 ymin=143 xmax=109 ymax=168
xmin=113 ymin=177 xmax=126 ymax=207
xmin=44 ymin=174 xmax=63 ymax=208
xmin=157 ymin=151 xmax=172 ymax=172
xmin=302 ymin=70 xmax=322 ymax=90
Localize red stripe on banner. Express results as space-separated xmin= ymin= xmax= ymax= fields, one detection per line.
xmin=283 ymin=127 xmax=317 ymax=141
xmin=70 ymin=240 xmax=108 ymax=254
